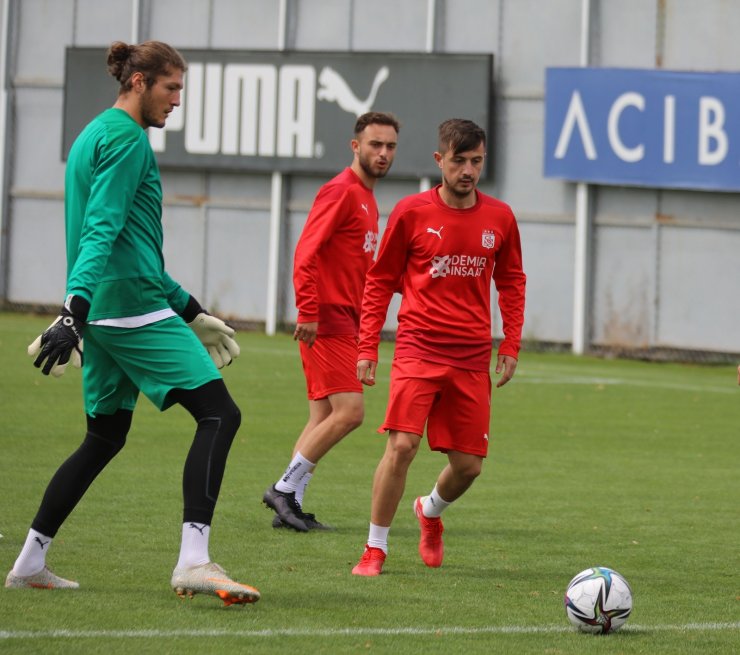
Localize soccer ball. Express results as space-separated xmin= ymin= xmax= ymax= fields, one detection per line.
xmin=564 ymin=566 xmax=633 ymax=634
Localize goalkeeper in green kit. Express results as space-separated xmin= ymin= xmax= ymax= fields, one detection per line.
xmin=4 ymin=41 xmax=259 ymax=605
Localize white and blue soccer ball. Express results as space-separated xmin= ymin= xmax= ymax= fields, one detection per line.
xmin=564 ymin=566 xmax=633 ymax=634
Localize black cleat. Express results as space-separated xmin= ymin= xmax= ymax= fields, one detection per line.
xmin=263 ymin=485 xmax=309 ymax=532
xmin=272 ymin=511 xmax=335 ymax=531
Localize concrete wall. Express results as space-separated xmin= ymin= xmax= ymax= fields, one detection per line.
xmin=1 ymin=0 xmax=739 ymax=357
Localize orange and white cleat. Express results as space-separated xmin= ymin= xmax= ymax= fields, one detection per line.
xmin=171 ymin=562 xmax=260 ymax=605
xmin=5 ymin=566 xmax=79 ymax=589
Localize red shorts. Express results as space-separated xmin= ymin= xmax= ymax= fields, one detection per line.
xmin=380 ymin=357 xmax=492 ymax=457
xmin=300 ymin=334 xmax=362 ymax=400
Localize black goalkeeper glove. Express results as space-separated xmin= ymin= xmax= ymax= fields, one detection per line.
xmin=29 ymin=295 xmax=90 ymax=376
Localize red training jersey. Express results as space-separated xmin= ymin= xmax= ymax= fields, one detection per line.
xmin=294 ymin=167 xmax=379 ymax=336
xmin=358 ymin=185 xmax=526 ymax=371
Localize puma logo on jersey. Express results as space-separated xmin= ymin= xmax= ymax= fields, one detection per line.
xmin=361 ymin=203 xmax=369 ymax=215
xmin=426 ymin=226 xmax=444 ymax=239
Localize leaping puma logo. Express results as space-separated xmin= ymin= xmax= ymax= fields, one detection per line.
xmin=317 ymin=66 xmax=390 ymax=117
xmin=34 ymin=537 xmax=50 ymax=550
xmin=188 ymin=523 xmax=206 ymax=535
xmin=426 ymin=226 xmax=444 ymax=239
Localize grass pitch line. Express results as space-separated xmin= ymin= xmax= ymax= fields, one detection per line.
xmin=517 ymin=374 xmax=736 ymax=395
xmin=1 ymin=622 xmax=739 ymax=640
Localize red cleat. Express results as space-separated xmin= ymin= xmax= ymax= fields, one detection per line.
xmin=351 ymin=545 xmax=386 ymax=576
xmin=414 ymin=496 xmax=444 ymax=567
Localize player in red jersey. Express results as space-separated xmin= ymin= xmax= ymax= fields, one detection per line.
xmin=351 ymin=118 xmax=526 ymax=575
xmin=263 ymin=112 xmax=400 ymax=532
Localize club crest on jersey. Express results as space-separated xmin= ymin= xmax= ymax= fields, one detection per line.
xmin=482 ymin=230 xmax=496 ymax=249
xmin=363 ymin=230 xmax=379 ymax=253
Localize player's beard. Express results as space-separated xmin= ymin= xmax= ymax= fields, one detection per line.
xmin=358 ymin=151 xmax=391 ymax=180
xmin=443 ymin=173 xmax=477 ymax=199
xmin=139 ymin=89 xmax=167 ymax=129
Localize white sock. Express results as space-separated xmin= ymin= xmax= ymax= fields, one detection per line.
xmin=13 ymin=528 xmax=52 ymax=577
xmin=176 ymin=522 xmax=210 ymax=569
xmin=294 ymin=471 xmax=313 ymax=508
xmin=367 ymin=523 xmax=390 ymax=554
xmin=422 ymin=485 xmax=452 ymax=518
xmin=275 ymin=452 xmax=315 ymax=494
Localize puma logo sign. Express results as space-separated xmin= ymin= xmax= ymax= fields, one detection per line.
xmin=426 ymin=226 xmax=444 ymax=239
xmin=361 ymin=203 xmax=369 ymax=214
xmin=34 ymin=537 xmax=50 ymax=550
xmin=188 ymin=523 xmax=206 ymax=535
xmin=317 ymin=66 xmax=390 ymax=117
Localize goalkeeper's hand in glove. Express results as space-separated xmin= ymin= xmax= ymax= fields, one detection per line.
xmin=29 ymin=294 xmax=89 ymax=377
xmin=181 ymin=296 xmax=240 ymax=369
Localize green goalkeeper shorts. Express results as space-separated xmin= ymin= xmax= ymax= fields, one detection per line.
xmin=82 ymin=316 xmax=221 ymax=417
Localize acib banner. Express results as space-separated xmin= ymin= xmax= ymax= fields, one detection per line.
xmin=64 ymin=48 xmax=493 ymax=178
xmin=544 ymin=67 xmax=740 ymax=192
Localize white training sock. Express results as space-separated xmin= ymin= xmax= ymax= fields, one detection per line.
xmin=367 ymin=523 xmax=390 ymax=554
xmin=274 ymin=452 xmax=315 ymax=494
xmin=176 ymin=522 xmax=211 ymax=569
xmin=294 ymin=471 xmax=313 ymax=508
xmin=13 ymin=528 xmax=52 ymax=577
xmin=422 ymin=485 xmax=452 ymax=518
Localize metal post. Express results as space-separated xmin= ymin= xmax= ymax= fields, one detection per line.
xmin=265 ymin=0 xmax=289 ymax=335
xmin=420 ymin=0 xmax=437 ymax=193
xmin=0 ymin=0 xmax=12 ymax=302
xmin=131 ymin=0 xmax=140 ymax=42
xmin=572 ymin=0 xmax=592 ymax=354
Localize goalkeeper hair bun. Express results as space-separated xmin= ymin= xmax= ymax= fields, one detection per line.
xmin=106 ymin=41 xmax=134 ymax=82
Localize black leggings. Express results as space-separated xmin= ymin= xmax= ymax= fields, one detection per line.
xmin=169 ymin=379 xmax=241 ymax=525
xmin=31 ymin=379 xmax=240 ymax=537
xmin=31 ymin=410 xmax=131 ymax=537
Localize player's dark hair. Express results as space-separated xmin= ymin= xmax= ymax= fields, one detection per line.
xmin=354 ymin=111 xmax=401 ymax=136
xmin=107 ymin=40 xmax=187 ymax=92
xmin=438 ymin=118 xmax=486 ymax=155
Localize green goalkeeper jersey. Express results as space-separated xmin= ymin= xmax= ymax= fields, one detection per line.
xmin=64 ymin=107 xmax=188 ymax=321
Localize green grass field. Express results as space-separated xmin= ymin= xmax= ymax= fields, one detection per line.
xmin=0 ymin=312 xmax=738 ymax=654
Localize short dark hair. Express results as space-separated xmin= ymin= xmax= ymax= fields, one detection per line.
xmin=438 ymin=118 xmax=486 ymax=155
xmin=354 ymin=112 xmax=401 ymax=136
xmin=107 ymin=40 xmax=187 ymax=92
